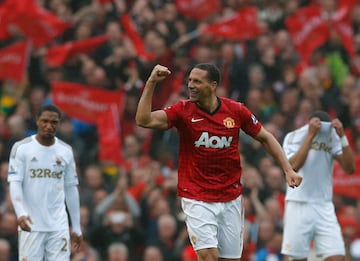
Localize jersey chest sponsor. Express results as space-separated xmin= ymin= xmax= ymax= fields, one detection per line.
xmin=29 ymin=168 xmax=63 ymax=179
xmin=194 ymin=132 xmax=233 ymax=148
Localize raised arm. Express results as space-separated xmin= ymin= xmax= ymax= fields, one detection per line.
xmin=254 ymin=127 xmax=302 ymax=188
xmin=288 ymin=117 xmax=320 ymax=171
xmin=332 ymin=118 xmax=355 ymax=174
xmin=135 ymin=64 xmax=171 ymax=130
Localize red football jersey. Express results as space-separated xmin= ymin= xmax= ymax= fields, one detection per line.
xmin=164 ymin=97 xmax=262 ymax=202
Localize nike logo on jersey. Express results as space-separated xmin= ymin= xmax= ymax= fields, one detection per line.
xmin=191 ymin=118 xmax=204 ymax=123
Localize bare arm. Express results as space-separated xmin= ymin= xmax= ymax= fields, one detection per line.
xmin=332 ymin=118 xmax=355 ymax=174
xmin=288 ymin=117 xmax=320 ymax=171
xmin=135 ymin=64 xmax=171 ymax=130
xmin=254 ymin=127 xmax=302 ymax=188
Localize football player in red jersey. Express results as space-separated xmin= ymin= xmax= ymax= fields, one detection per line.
xmin=136 ymin=63 xmax=302 ymax=261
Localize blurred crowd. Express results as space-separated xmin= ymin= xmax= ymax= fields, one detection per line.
xmin=1 ymin=0 xmax=360 ymax=260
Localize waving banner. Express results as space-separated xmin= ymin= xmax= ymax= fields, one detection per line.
xmin=0 ymin=41 xmax=31 ymax=82
xmin=51 ymin=81 xmax=124 ymax=124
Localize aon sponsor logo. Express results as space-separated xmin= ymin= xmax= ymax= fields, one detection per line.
xmin=194 ymin=132 xmax=233 ymax=148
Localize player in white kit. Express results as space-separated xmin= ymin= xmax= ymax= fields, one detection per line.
xmin=7 ymin=104 xmax=82 ymax=261
xmin=281 ymin=111 xmax=355 ymax=261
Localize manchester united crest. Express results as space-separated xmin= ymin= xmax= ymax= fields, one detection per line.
xmin=223 ymin=117 xmax=235 ymax=128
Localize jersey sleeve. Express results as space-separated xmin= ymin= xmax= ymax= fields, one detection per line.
xmin=282 ymin=132 xmax=298 ymax=159
xmin=331 ymin=130 xmax=343 ymax=156
xmin=239 ymin=104 xmax=262 ymax=137
xmin=163 ymin=101 xmax=184 ymax=129
xmin=7 ymin=143 xmax=25 ymax=183
xmin=64 ymin=149 xmax=79 ymax=187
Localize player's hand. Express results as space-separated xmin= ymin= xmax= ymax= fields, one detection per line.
xmin=148 ymin=64 xmax=171 ymax=83
xmin=71 ymin=232 xmax=83 ymax=252
xmin=331 ymin=118 xmax=345 ymax=137
xmin=18 ymin=216 xmax=32 ymax=232
xmin=308 ymin=117 xmax=321 ymax=138
xmin=285 ymin=170 xmax=302 ymax=188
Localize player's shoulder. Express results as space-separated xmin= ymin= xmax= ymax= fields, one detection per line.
xmin=284 ymin=125 xmax=308 ymax=143
xmin=10 ymin=136 xmax=34 ymax=158
xmin=165 ymin=99 xmax=192 ymax=111
xmin=219 ymin=97 xmax=248 ymax=114
xmin=55 ymin=137 xmax=73 ymax=152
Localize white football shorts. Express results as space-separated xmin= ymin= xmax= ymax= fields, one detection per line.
xmin=19 ymin=229 xmax=70 ymax=261
xmin=181 ymin=195 xmax=244 ymax=259
xmin=281 ymin=200 xmax=345 ymax=259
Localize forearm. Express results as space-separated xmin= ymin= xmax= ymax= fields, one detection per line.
xmin=125 ymin=193 xmax=141 ymax=218
xmin=135 ymin=80 xmax=156 ymax=127
xmin=288 ymin=134 xmax=313 ymax=171
xmin=340 ymin=146 xmax=355 ymax=173
xmin=261 ymin=135 xmax=293 ymax=174
xmin=9 ymin=181 xmax=28 ymax=218
xmin=65 ymin=185 xmax=82 ymax=235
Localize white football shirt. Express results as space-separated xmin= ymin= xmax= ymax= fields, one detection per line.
xmin=8 ymin=135 xmax=78 ymax=231
xmin=283 ymin=123 xmax=342 ymax=203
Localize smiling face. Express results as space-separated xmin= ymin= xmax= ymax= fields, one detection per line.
xmin=36 ymin=111 xmax=60 ymax=145
xmin=187 ymin=68 xmax=216 ymax=103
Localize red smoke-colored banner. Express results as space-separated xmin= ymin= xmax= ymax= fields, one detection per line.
xmin=0 ymin=41 xmax=31 ymax=83
xmin=51 ymin=82 xmax=124 ymax=124
xmin=333 ymin=156 xmax=360 ymax=199
xmin=201 ymin=7 xmax=263 ymax=40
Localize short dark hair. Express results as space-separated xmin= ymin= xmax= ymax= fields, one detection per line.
xmin=194 ymin=63 xmax=221 ymax=84
xmin=309 ymin=110 xmax=331 ymax=122
xmin=37 ymin=104 xmax=62 ymax=119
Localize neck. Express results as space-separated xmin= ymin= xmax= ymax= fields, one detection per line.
xmin=197 ymin=96 xmax=219 ymax=113
xmin=36 ymin=134 xmax=55 ymax=146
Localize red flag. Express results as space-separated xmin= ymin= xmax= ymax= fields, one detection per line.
xmin=51 ymin=82 xmax=124 ymax=124
xmin=175 ymin=0 xmax=220 ymax=20
xmin=0 ymin=0 xmax=70 ymax=47
xmin=120 ymin=14 xmax=155 ymax=62
xmin=286 ymin=5 xmax=330 ymax=62
xmin=330 ymin=0 xmax=358 ymax=57
xmin=201 ymin=7 xmax=263 ymax=40
xmin=45 ymin=35 xmax=108 ymax=66
xmin=0 ymin=41 xmax=31 ymax=82
xmin=97 ymin=104 xmax=124 ymax=165
xmin=333 ymin=156 xmax=360 ymax=199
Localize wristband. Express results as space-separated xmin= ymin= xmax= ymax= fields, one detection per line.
xmin=340 ymin=136 xmax=349 ymax=147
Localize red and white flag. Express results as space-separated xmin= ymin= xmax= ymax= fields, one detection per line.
xmin=286 ymin=5 xmax=330 ymax=62
xmin=0 ymin=0 xmax=70 ymax=47
xmin=45 ymin=35 xmax=108 ymax=66
xmin=201 ymin=7 xmax=263 ymax=40
xmin=286 ymin=0 xmax=357 ymax=63
xmin=0 ymin=41 xmax=31 ymax=83
xmin=51 ymin=82 xmax=124 ymax=124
